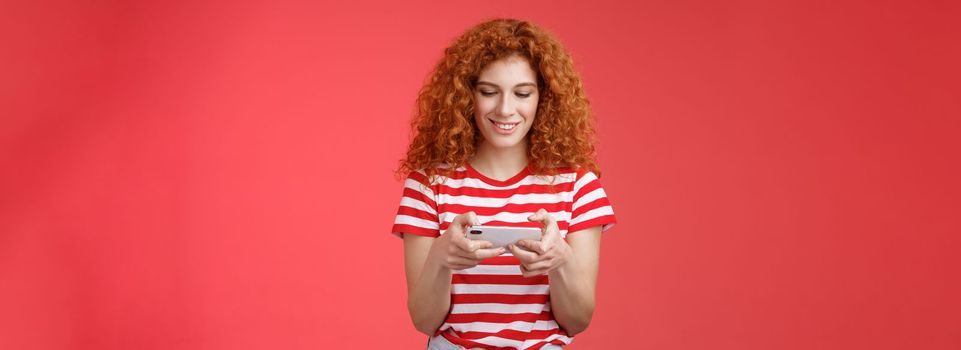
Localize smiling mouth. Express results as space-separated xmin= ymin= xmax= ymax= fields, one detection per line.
xmin=489 ymin=118 xmax=520 ymax=131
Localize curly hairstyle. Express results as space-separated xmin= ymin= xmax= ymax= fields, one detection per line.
xmin=398 ymin=18 xmax=601 ymax=182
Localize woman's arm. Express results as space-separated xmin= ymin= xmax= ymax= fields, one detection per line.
xmin=403 ymin=234 xmax=452 ymax=335
xmin=547 ymin=226 xmax=602 ymax=336
xmin=510 ymin=210 xmax=603 ymax=336
xmin=403 ymin=212 xmax=505 ymax=335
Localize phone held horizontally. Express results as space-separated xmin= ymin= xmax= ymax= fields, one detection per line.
xmin=466 ymin=225 xmax=542 ymax=249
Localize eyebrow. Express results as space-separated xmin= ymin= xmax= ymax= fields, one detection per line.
xmin=475 ymin=81 xmax=538 ymax=89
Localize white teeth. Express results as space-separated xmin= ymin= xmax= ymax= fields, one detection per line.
xmin=496 ymin=123 xmax=517 ymax=130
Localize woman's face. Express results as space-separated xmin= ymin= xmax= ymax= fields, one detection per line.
xmin=473 ymin=55 xmax=539 ymax=152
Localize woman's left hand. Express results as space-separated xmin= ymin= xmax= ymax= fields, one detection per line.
xmin=508 ymin=209 xmax=573 ymax=277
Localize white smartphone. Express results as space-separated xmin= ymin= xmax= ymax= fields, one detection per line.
xmin=466 ymin=225 xmax=542 ymax=249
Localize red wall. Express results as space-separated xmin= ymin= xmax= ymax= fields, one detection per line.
xmin=2 ymin=0 xmax=959 ymax=349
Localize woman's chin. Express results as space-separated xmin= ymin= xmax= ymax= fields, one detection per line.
xmin=482 ymin=138 xmax=527 ymax=151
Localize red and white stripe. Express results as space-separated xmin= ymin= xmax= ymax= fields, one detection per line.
xmin=392 ymin=165 xmax=616 ymax=349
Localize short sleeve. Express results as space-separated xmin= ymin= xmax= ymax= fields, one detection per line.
xmin=567 ymin=170 xmax=617 ymax=233
xmin=391 ymin=170 xmax=441 ymax=238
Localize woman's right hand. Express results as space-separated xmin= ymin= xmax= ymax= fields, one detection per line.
xmin=428 ymin=211 xmax=505 ymax=270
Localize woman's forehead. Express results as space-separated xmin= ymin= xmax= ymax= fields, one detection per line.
xmin=476 ymin=56 xmax=538 ymax=87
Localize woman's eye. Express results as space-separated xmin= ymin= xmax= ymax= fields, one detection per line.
xmin=480 ymin=91 xmax=497 ymax=96
xmin=515 ymin=92 xmax=532 ymax=98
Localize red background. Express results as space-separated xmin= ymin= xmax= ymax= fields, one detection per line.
xmin=2 ymin=0 xmax=959 ymax=349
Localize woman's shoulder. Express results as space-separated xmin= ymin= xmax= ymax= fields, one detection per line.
xmin=408 ymin=163 xmax=467 ymax=185
xmin=535 ymin=164 xmax=598 ymax=179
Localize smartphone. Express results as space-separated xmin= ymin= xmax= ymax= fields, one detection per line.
xmin=467 ymin=225 xmax=542 ymax=249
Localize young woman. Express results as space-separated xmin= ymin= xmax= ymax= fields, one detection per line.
xmin=391 ymin=18 xmax=616 ymax=349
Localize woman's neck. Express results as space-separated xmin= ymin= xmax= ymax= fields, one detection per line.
xmin=470 ymin=140 xmax=529 ymax=181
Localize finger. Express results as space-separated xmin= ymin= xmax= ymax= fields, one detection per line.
xmin=449 ymin=211 xmax=481 ymax=245
xmin=527 ymin=208 xmax=547 ymax=223
xmin=530 ymin=210 xmax=561 ymax=250
xmin=528 ymin=209 xmax=559 ymax=234
xmin=453 ymin=241 xmax=493 ymax=258
xmin=469 ymin=239 xmax=494 ymax=251
xmin=528 ymin=208 xmax=555 ymax=224
xmin=446 ymin=256 xmax=478 ymax=270
xmin=457 ymin=239 xmax=492 ymax=254
xmin=533 ymin=251 xmax=556 ymax=263
xmin=518 ymin=264 xmax=547 ymax=278
xmin=521 ymin=231 xmax=555 ymax=255
xmin=524 ymin=259 xmax=553 ymax=272
xmin=509 ymin=244 xmax=539 ymax=262
xmin=539 ymin=233 xmax=556 ymax=252
xmin=473 ymin=247 xmax=506 ymax=260
xmin=451 ymin=211 xmax=478 ymax=230
xmin=517 ymin=239 xmax=547 ymax=255
xmin=451 ymin=235 xmax=473 ymax=251
xmin=515 ymin=240 xmax=557 ymax=264
xmin=445 ymin=225 xmax=467 ymax=245
xmin=452 ymin=247 xmax=474 ymax=259
xmin=536 ymin=209 xmax=559 ymax=231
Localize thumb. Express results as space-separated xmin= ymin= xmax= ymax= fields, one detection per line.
xmin=466 ymin=211 xmax=480 ymax=226
xmin=450 ymin=211 xmax=478 ymax=239
xmin=528 ymin=208 xmax=548 ymax=222
xmin=452 ymin=211 xmax=474 ymax=227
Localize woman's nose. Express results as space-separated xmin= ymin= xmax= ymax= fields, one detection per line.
xmin=496 ymin=95 xmax=513 ymax=117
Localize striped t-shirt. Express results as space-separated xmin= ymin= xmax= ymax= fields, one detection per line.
xmin=392 ymin=163 xmax=616 ymax=349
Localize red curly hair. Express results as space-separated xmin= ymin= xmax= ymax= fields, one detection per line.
xmin=399 ymin=18 xmax=601 ymax=182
